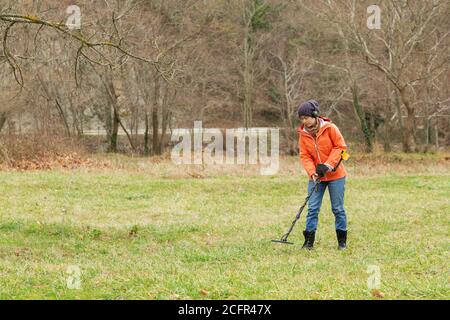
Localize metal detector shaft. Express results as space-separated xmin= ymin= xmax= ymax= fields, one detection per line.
xmin=273 ymin=180 xmax=320 ymax=244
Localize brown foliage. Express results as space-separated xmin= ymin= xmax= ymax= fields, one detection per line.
xmin=0 ymin=134 xmax=104 ymax=170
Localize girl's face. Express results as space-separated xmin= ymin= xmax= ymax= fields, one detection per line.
xmin=299 ymin=116 xmax=317 ymax=128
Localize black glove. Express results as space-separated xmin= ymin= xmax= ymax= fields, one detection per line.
xmin=315 ymin=164 xmax=330 ymax=178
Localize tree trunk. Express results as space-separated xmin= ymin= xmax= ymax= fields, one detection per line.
xmin=152 ymin=75 xmax=161 ymax=155
xmin=117 ymin=113 xmax=136 ymax=152
xmin=434 ymin=123 xmax=439 ymax=150
xmin=0 ymin=113 xmax=7 ymax=133
xmin=383 ymin=104 xmax=392 ymax=152
xmin=109 ymin=107 xmax=119 ymax=153
xmin=55 ymin=98 xmax=71 ymax=137
xmin=160 ymin=109 xmax=171 ymax=155
xmin=152 ymin=107 xmax=160 ymax=155
xmin=159 ymin=86 xmax=174 ymax=155
xmin=383 ymin=121 xmax=391 ymax=152
xmin=243 ymin=27 xmax=253 ymax=129
xmin=97 ymin=69 xmax=136 ymax=153
xmin=104 ymin=104 xmax=113 ymax=140
xmin=399 ymin=87 xmax=416 ymax=153
xmin=69 ymin=99 xmax=82 ymax=136
xmin=351 ymin=83 xmax=372 ymax=153
xmin=144 ymin=111 xmax=150 ymax=156
xmin=382 ymin=82 xmax=393 ymax=152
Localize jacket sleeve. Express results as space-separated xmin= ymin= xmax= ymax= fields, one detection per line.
xmin=299 ymin=136 xmax=316 ymax=178
xmin=324 ymin=124 xmax=347 ymax=169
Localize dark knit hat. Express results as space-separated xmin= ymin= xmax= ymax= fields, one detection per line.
xmin=297 ymin=100 xmax=320 ymax=117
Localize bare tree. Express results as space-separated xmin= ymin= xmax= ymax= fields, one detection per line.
xmin=240 ymin=0 xmax=275 ymax=128
xmin=309 ymin=0 xmax=450 ymax=152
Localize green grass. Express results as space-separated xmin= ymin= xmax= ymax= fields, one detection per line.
xmin=0 ymin=166 xmax=449 ymax=299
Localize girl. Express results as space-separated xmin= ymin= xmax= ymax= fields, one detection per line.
xmin=297 ymin=99 xmax=348 ymax=250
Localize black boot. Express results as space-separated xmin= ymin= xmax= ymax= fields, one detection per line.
xmin=336 ymin=229 xmax=347 ymax=250
xmin=302 ymin=230 xmax=315 ymax=250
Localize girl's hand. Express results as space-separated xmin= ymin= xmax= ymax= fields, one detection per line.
xmin=316 ymin=164 xmax=330 ymax=177
xmin=311 ymin=173 xmax=319 ymax=182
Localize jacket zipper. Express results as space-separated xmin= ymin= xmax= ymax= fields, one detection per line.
xmin=303 ymin=121 xmax=324 ymax=163
xmin=314 ymin=137 xmax=322 ymax=163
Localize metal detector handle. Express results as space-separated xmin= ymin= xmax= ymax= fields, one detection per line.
xmin=332 ymin=150 xmax=349 ymax=172
xmin=332 ymin=158 xmax=343 ymax=172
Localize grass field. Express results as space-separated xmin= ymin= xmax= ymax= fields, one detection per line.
xmin=0 ymin=154 xmax=449 ymax=299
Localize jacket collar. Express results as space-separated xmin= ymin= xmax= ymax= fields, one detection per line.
xmin=297 ymin=117 xmax=332 ymax=137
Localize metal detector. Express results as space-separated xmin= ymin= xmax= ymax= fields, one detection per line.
xmin=272 ymin=150 xmax=349 ymax=245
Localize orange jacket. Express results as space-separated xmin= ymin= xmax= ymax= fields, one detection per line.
xmin=297 ymin=117 xmax=347 ymax=181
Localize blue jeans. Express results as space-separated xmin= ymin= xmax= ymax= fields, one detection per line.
xmin=305 ymin=177 xmax=347 ymax=232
